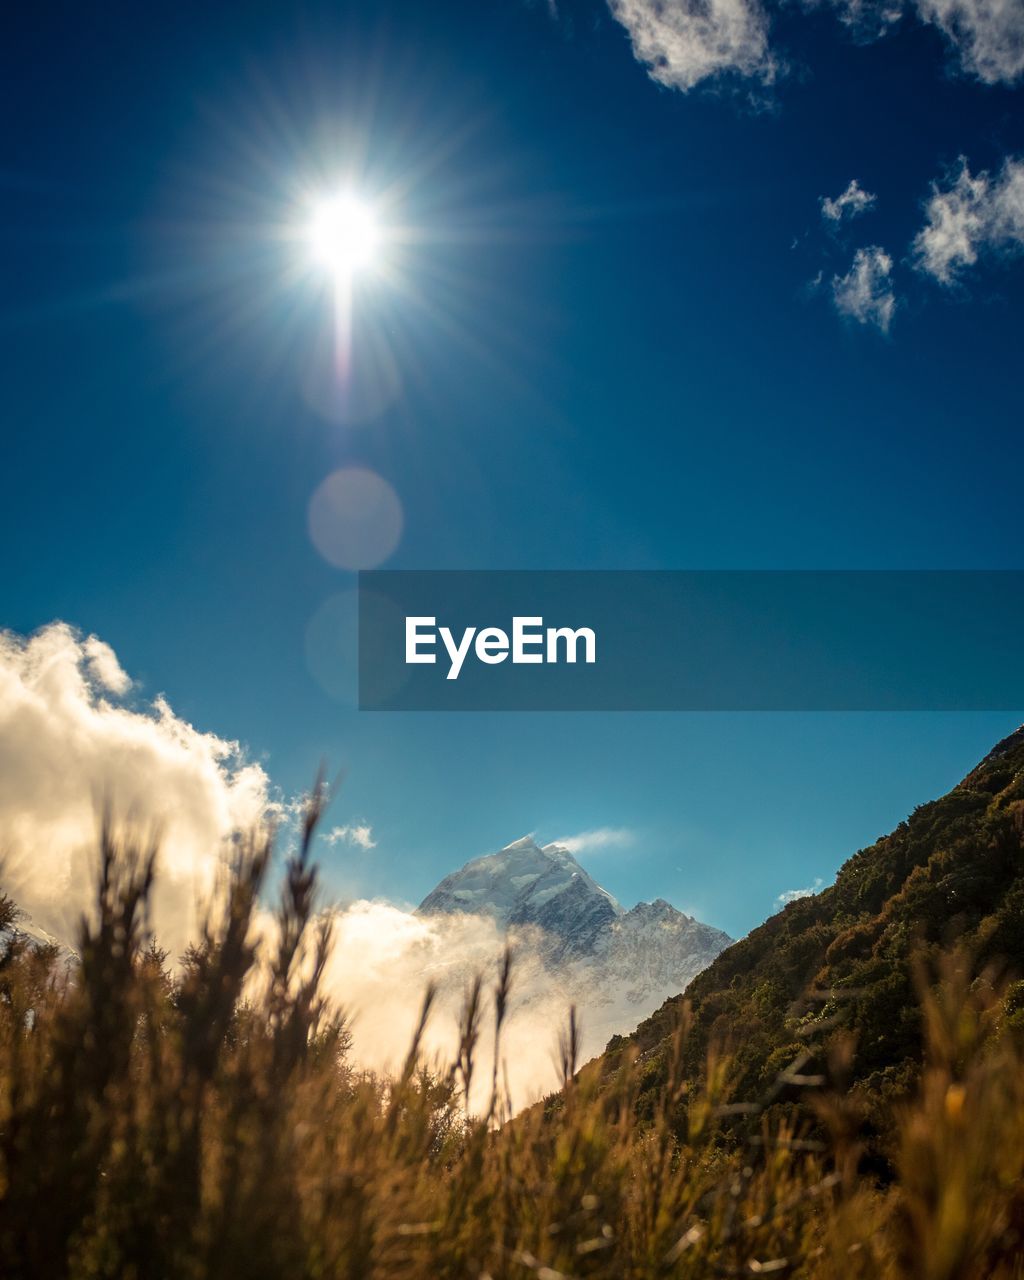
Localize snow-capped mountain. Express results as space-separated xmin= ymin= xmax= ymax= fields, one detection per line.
xmin=418 ymin=836 xmax=733 ymax=1054
xmin=418 ymin=836 xmax=623 ymax=961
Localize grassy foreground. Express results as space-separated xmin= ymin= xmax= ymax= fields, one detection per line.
xmin=1 ymin=803 xmax=1023 ymax=1279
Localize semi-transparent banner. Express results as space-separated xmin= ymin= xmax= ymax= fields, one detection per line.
xmin=357 ymin=570 xmax=1024 ymax=711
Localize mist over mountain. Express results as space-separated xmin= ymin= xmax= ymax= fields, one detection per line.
xmin=418 ymin=835 xmax=733 ymax=1053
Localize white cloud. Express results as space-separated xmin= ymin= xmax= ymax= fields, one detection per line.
xmin=608 ymin=0 xmax=776 ymax=92
xmin=324 ymin=823 xmax=377 ymax=851
xmin=606 ymin=0 xmax=1024 ymax=92
xmin=82 ymin=635 xmax=133 ymax=696
xmin=914 ymin=0 xmax=1024 ymax=83
xmin=0 ymin=623 xmax=271 ymax=955
xmin=831 ymin=245 xmax=897 ymax=331
xmin=321 ymin=901 xmax=579 ymax=1113
xmin=913 ymin=155 xmax=1024 ymax=284
xmin=776 ymin=877 xmax=823 ymax=905
xmin=550 ymin=827 xmax=637 ymax=855
xmin=821 ymin=178 xmax=877 ymax=223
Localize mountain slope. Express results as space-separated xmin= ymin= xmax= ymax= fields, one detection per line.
xmin=603 ymin=725 xmax=1024 ymax=1128
xmin=418 ymin=836 xmax=733 ymax=1053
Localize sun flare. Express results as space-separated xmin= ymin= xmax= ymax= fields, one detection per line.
xmin=307 ymin=194 xmax=380 ymax=275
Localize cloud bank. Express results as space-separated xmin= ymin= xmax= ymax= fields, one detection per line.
xmin=323 ymin=902 xmax=582 ymax=1112
xmin=0 ymin=623 xmax=271 ymax=955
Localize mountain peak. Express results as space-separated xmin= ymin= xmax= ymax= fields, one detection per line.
xmin=417 ymin=832 xmax=733 ymax=1055
xmin=504 ymin=834 xmax=547 ymax=854
xmin=418 ymin=835 xmax=623 ymax=957
xmin=416 ymin=835 xmax=736 ymax=979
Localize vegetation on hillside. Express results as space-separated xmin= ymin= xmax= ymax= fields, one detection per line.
xmin=2 ymin=745 xmax=1024 ymax=1278
xmin=607 ymin=726 xmax=1024 ymax=1154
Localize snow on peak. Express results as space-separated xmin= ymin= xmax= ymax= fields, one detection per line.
xmin=418 ymin=835 xmax=624 ymax=958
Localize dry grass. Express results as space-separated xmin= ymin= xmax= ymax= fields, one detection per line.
xmin=1 ymin=802 xmax=1023 ymax=1279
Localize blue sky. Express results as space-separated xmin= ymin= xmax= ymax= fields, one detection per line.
xmin=2 ymin=0 xmax=1023 ymax=938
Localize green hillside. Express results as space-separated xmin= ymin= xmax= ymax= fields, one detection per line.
xmin=605 ymin=725 xmax=1024 ymax=1138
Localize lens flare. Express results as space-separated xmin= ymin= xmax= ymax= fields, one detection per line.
xmin=307 ymin=466 xmax=403 ymax=570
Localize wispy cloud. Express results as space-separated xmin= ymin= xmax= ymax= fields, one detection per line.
xmin=605 ymin=0 xmax=1024 ymax=96
xmin=832 ymin=246 xmax=896 ymax=332
xmin=776 ymin=877 xmax=823 ymax=905
xmin=914 ymin=0 xmax=1024 ymax=84
xmin=827 ymin=0 xmax=904 ymax=40
xmin=825 ymin=0 xmax=1024 ymax=79
xmin=324 ymin=823 xmax=377 ymax=851
xmin=821 ymin=179 xmax=877 ymax=223
xmin=814 ymin=0 xmax=1024 ymax=85
xmin=607 ymin=0 xmax=776 ymax=93
xmin=913 ymin=156 xmax=1024 ymax=284
xmin=551 ymin=827 xmax=636 ymax=855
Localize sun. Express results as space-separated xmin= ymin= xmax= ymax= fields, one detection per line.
xmin=307 ymin=194 xmax=380 ymax=275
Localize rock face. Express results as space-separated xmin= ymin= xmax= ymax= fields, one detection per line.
xmin=418 ymin=836 xmax=733 ymax=1054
